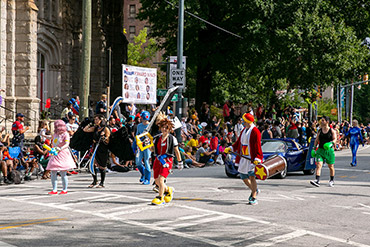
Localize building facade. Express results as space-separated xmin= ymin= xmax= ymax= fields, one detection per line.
xmin=0 ymin=0 xmax=128 ymax=131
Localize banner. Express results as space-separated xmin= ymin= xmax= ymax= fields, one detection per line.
xmin=122 ymin=64 xmax=157 ymax=104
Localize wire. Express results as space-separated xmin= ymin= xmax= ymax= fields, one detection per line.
xmin=163 ymin=0 xmax=243 ymax=39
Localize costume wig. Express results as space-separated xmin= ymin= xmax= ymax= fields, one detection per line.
xmin=54 ymin=120 xmax=67 ymax=135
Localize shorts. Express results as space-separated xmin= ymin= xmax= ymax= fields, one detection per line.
xmin=153 ymin=157 xmax=173 ymax=179
xmin=316 ymin=147 xmax=335 ymax=165
xmin=239 ymin=171 xmax=256 ymax=180
xmin=185 ymin=159 xmax=193 ymax=164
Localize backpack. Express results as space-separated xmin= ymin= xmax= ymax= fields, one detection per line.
xmin=9 ymin=170 xmax=23 ymax=184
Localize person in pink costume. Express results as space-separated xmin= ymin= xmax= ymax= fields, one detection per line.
xmin=46 ymin=120 xmax=76 ymax=195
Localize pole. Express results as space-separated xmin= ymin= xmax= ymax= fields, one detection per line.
xmin=350 ymin=82 xmax=354 ymax=125
xmin=337 ymin=84 xmax=340 ymax=123
xmin=107 ymin=47 xmax=112 ymax=119
xmin=175 ymin=0 xmax=185 ymax=143
xmin=79 ymin=0 xmax=92 ymax=120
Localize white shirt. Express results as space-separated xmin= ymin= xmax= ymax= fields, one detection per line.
xmin=66 ymin=122 xmax=79 ymax=133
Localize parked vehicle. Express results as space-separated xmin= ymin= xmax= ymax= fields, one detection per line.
xmin=225 ymin=138 xmax=316 ymax=178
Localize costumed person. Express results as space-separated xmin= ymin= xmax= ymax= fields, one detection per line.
xmin=135 ymin=111 xmax=152 ymax=185
xmin=310 ymin=116 xmax=337 ymax=187
xmin=46 ymin=120 xmax=76 ymax=195
xmin=83 ymin=114 xmax=110 ymax=188
xmin=346 ymin=120 xmax=364 ymax=167
xmin=151 ymin=118 xmax=182 ymax=205
xmin=224 ymin=113 xmax=263 ymax=205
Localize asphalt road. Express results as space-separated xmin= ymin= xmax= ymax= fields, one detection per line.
xmin=1 ymin=146 xmax=370 ymax=247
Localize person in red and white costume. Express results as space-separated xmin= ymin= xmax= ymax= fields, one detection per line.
xmin=224 ymin=113 xmax=263 ymax=205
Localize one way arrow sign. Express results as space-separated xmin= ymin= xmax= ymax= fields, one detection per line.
xmin=169 ymin=69 xmax=186 ymax=89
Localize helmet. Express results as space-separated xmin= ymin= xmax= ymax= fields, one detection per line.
xmin=140 ymin=111 xmax=150 ymax=121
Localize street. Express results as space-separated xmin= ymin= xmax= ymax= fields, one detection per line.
xmin=1 ymin=146 xmax=370 ymax=247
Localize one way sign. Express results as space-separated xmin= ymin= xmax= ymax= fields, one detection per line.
xmin=169 ymin=68 xmax=186 ymax=89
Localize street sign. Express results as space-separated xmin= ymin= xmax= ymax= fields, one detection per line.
xmin=169 ymin=56 xmax=186 ymax=70
xmin=157 ymin=89 xmax=167 ymax=97
xmin=169 ymin=69 xmax=186 ymax=89
xmin=171 ymin=94 xmax=178 ymax=102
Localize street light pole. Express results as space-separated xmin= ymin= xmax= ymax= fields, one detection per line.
xmin=175 ymin=0 xmax=184 ymax=142
xmin=79 ymin=0 xmax=92 ymax=120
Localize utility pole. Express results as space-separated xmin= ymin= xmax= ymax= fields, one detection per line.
xmin=107 ymin=47 xmax=112 ymax=119
xmin=79 ymin=0 xmax=92 ymax=120
xmin=175 ymin=0 xmax=185 ymax=142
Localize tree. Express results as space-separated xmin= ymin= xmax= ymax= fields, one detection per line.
xmin=127 ymin=28 xmax=158 ymax=67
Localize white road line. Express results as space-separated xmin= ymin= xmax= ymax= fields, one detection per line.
xmin=247 ymin=230 xmax=307 ymax=246
xmin=336 ymin=168 xmax=370 ymax=173
xmin=106 ymin=203 xmax=152 ymax=217
xmin=172 ymin=215 xmax=229 ymax=228
xmin=0 ymin=188 xmax=32 ymax=194
xmin=308 ymin=231 xmax=370 ymax=247
xmin=3 ymin=193 xmax=370 ymax=247
xmin=358 ymin=203 xmax=370 ymax=210
xmin=176 ymin=204 xmax=270 ymax=225
xmin=0 ymin=241 xmax=17 ymax=247
xmin=177 ymin=213 xmax=212 ymax=221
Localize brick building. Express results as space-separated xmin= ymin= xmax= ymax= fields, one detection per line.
xmin=0 ymin=0 xmax=128 ymax=131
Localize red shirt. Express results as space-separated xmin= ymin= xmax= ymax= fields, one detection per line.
xmin=210 ymin=136 xmax=218 ymax=151
xmin=12 ymin=121 xmax=23 ymax=132
xmin=157 ymin=136 xmax=168 ymax=156
xmin=199 ymin=135 xmax=209 ymax=144
xmin=223 ymin=103 xmax=230 ymax=117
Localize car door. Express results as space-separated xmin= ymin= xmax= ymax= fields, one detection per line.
xmin=285 ymin=141 xmax=305 ymax=171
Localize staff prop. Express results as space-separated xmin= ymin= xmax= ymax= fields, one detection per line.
xmin=43 ymin=144 xmax=58 ymax=156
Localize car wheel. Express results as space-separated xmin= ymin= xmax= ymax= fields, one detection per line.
xmin=303 ymin=169 xmax=315 ymax=175
xmin=225 ymin=166 xmax=238 ymax=178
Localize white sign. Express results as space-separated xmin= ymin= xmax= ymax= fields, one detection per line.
xmin=169 ymin=56 xmax=186 ymax=70
xmin=169 ymin=69 xmax=186 ymax=89
xmin=122 ymin=64 xmax=157 ymax=104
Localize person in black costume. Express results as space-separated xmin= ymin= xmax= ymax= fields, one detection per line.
xmin=83 ymin=114 xmax=111 ymax=188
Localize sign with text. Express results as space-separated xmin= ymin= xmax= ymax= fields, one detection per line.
xmin=169 ymin=68 xmax=186 ymax=89
xmin=122 ymin=64 xmax=157 ymax=104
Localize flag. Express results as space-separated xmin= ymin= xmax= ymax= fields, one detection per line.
xmin=45 ymin=98 xmax=51 ymax=109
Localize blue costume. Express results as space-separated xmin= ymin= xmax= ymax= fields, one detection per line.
xmin=346 ymin=127 xmax=364 ymax=166
xmin=135 ymin=111 xmax=151 ymax=185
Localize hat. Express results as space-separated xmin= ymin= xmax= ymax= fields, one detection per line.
xmin=16 ymin=113 xmax=24 ymax=118
xmin=242 ymin=113 xmax=254 ymax=124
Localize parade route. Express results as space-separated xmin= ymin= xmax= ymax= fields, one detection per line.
xmin=1 ymin=147 xmax=370 ymax=246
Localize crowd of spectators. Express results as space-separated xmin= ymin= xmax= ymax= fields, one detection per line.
xmin=1 ymin=96 xmax=369 ymax=185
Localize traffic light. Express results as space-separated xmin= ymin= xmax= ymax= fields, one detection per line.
xmin=364 ymin=73 xmax=368 ymax=85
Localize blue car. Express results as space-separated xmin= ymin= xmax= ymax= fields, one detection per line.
xmin=224 ymin=138 xmax=316 ymax=178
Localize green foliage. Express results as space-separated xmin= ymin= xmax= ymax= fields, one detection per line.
xmin=210 ymin=105 xmax=223 ymax=123
xmin=127 ymin=28 xmax=158 ymax=67
xmin=353 ymin=84 xmax=370 ymax=123
xmin=138 ymin=0 xmax=370 ymax=106
xmin=317 ymin=99 xmax=337 ymax=121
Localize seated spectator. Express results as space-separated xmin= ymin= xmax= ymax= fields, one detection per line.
xmin=195 ymin=142 xmax=216 ymax=164
xmin=33 ymin=136 xmax=50 ymax=179
xmin=182 ymin=147 xmax=205 ymax=168
xmin=187 ymin=133 xmax=200 ymax=150
xmin=210 ymin=131 xmax=219 ymax=151
xmin=218 ymin=139 xmax=228 ymax=154
xmin=21 ymin=147 xmax=38 ymax=181
xmin=1 ymin=146 xmax=14 ymax=184
xmin=66 ymin=115 xmax=79 ymax=136
xmin=199 ymin=131 xmax=211 ymax=145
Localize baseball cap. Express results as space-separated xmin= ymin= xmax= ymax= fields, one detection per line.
xmin=16 ymin=113 xmax=24 ymax=118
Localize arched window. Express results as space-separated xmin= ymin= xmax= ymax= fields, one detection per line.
xmin=37 ymin=52 xmax=47 ymax=110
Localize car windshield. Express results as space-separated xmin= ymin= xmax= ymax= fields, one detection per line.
xmin=261 ymin=141 xmax=287 ymax=153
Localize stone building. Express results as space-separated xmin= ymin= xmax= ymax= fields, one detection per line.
xmin=0 ymin=0 xmax=128 ymax=131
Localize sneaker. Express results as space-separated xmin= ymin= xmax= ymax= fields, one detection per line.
xmin=310 ymin=180 xmax=320 ymax=187
xmin=59 ymin=191 xmax=68 ymax=195
xmin=152 ymin=185 xmax=159 ymax=193
xmin=70 ymin=171 xmax=78 ymax=175
xmin=48 ymin=191 xmax=58 ymax=195
xmin=350 ymin=163 xmax=356 ymax=167
xmin=139 ymin=176 xmax=144 ymax=183
xmin=329 ymin=180 xmax=334 ymax=187
xmin=151 ymin=196 xmax=165 ymax=205
xmin=3 ymin=178 xmax=13 ymax=184
xmin=249 ymin=197 xmax=258 ymax=205
xmin=142 ymin=180 xmax=150 ymax=185
xmin=24 ymin=176 xmax=32 ymax=181
xmin=164 ymin=187 xmax=174 ymax=203
xmin=249 ymin=188 xmax=261 ymax=201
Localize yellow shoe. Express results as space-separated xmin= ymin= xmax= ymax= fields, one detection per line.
xmin=164 ymin=187 xmax=174 ymax=203
xmin=151 ymin=196 xmax=165 ymax=205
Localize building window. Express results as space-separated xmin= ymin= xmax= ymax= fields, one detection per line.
xmin=129 ymin=5 xmax=136 ymax=18
xmin=37 ymin=52 xmax=47 ymax=110
xmin=129 ymin=26 xmax=136 ymax=39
